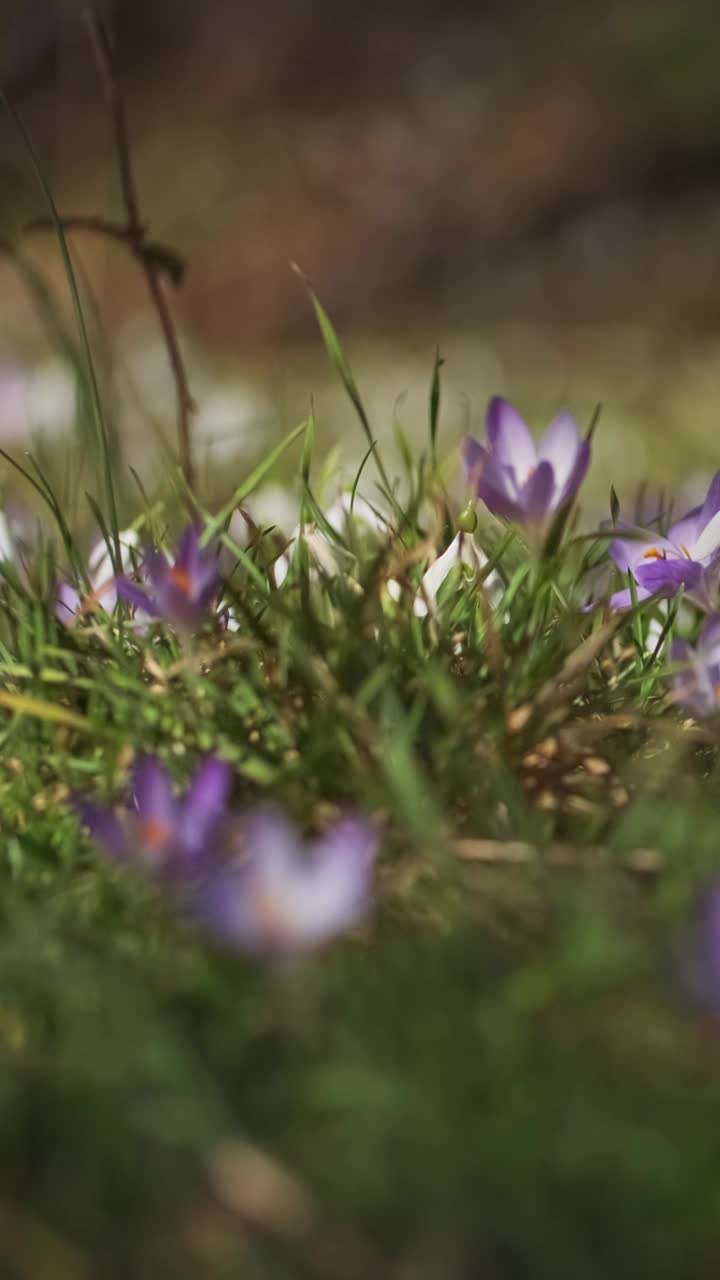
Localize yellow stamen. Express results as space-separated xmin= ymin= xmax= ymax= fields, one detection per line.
xmin=680 ymin=544 xmax=692 ymax=559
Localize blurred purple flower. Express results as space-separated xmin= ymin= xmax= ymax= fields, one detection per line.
xmin=609 ymin=473 xmax=720 ymax=610
xmin=463 ymin=396 xmax=590 ymax=533
xmin=55 ymin=581 xmax=84 ymax=624
xmin=78 ymin=754 xmax=233 ymax=879
xmin=671 ymin=617 xmax=720 ymax=717
xmin=116 ymin=524 xmax=221 ymax=630
xmin=200 ymin=810 xmax=379 ymax=954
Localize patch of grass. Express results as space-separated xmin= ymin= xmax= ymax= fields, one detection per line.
xmin=0 ymin=307 xmax=719 ymax=1280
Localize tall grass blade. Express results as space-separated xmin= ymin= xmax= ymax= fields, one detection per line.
xmin=0 ymin=90 xmax=121 ymax=556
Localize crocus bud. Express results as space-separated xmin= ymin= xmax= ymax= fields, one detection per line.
xmin=457 ymin=503 xmax=478 ymax=534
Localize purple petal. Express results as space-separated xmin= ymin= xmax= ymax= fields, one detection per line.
xmin=537 ymin=411 xmax=581 ymax=492
xmin=200 ymin=811 xmax=378 ymax=954
xmin=667 ymin=507 xmax=702 ymax=556
xmin=689 ymin=510 xmax=720 ymax=564
xmin=192 ymin=556 xmax=221 ymax=604
xmin=463 ymin=437 xmax=489 ymax=492
xmin=154 ymin=580 xmax=215 ymax=629
xmin=143 ymin=547 xmax=170 ymax=589
xmin=155 ymin=580 xmax=198 ymax=624
xmin=486 ymin=397 xmax=537 ymax=475
xmin=314 ymin=817 xmax=379 ymax=871
xmin=672 ymin=624 xmax=720 ymax=716
xmin=475 ymin=477 xmax=526 ymax=522
xmin=55 ymin=582 xmax=81 ymax=624
xmin=634 ymin=558 xmax=704 ymax=597
xmin=175 ymin=524 xmax=204 ymax=578
xmin=131 ymin=756 xmax=177 ymax=826
xmin=609 ymin=530 xmax=675 ymax=574
xmin=241 ymin=809 xmax=299 ymax=865
xmin=672 ymin=661 xmax=716 ymax=717
xmin=199 ymin=867 xmax=263 ymax=951
xmin=522 ymin=460 xmax=555 ymax=524
xmin=181 ymin=756 xmax=233 ymax=855
xmin=609 ymin=585 xmax=652 ymax=610
xmin=609 ymin=538 xmax=641 ymax=574
xmin=699 ymin=473 xmax=720 ymax=528
xmin=115 ymin=577 xmax=158 ymax=616
xmin=557 ymin=437 xmax=591 ymax=508
xmin=286 ymin=821 xmax=377 ymax=946
xmin=684 ymin=884 xmax=720 ymax=1012
xmin=700 ymin=886 xmax=720 ymax=989
xmin=76 ymin=799 xmax=127 ymax=860
xmin=670 ymin=637 xmax=692 ymax=665
xmin=200 ymin=810 xmax=300 ymax=951
xmin=464 ymin=435 xmax=526 ymax=516
xmin=144 ymin=528 xmax=219 ymax=628
xmin=700 ymin=615 xmax=720 ymax=656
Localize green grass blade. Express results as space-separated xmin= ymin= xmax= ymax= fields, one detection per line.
xmin=0 ymin=90 xmax=121 ymax=556
xmin=429 ymin=346 xmax=444 ymax=470
xmin=200 ymin=419 xmax=307 ymax=547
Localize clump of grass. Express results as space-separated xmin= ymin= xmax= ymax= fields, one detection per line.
xmin=0 ymin=287 xmax=720 ymax=1278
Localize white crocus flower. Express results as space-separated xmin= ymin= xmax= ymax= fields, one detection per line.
xmin=87 ymin=528 xmax=141 ymax=611
xmin=273 ymin=492 xmax=389 ymax=587
xmin=56 ymin=527 xmax=144 ymax=626
xmin=0 ymin=510 xmax=14 ymax=562
xmin=388 ymin=533 xmax=502 ymax=617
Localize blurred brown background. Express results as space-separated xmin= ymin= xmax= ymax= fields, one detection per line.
xmin=2 ymin=0 xmax=720 ymax=496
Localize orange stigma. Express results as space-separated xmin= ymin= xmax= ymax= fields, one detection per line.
xmin=140 ymin=818 xmax=172 ymax=850
xmin=252 ymin=885 xmax=291 ymax=942
xmin=170 ymin=566 xmax=192 ymax=595
xmin=643 ymin=547 xmax=666 ymax=561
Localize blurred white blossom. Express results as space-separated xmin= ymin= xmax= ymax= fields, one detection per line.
xmin=0 ymin=358 xmax=76 ymax=442
xmin=387 ymin=532 xmax=502 ymax=617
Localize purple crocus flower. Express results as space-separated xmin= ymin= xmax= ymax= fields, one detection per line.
xmin=608 ymin=473 xmax=720 ymax=610
xmin=78 ymin=754 xmax=233 ymax=879
xmin=116 ymin=524 xmax=221 ymax=630
xmin=670 ymin=616 xmax=720 ymax=717
xmin=463 ymin=396 xmax=590 ymax=533
xmin=200 ymin=810 xmax=379 ymax=954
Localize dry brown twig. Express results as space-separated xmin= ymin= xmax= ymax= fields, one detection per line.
xmin=25 ymin=2 xmax=196 ymax=489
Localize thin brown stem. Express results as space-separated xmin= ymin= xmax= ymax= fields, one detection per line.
xmin=25 ymin=215 xmax=186 ymax=285
xmin=83 ymin=6 xmax=142 ymax=236
xmin=75 ymin=1 xmax=196 ymax=488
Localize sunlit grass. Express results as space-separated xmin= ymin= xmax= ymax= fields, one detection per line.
xmin=0 ymin=295 xmax=718 ymax=1276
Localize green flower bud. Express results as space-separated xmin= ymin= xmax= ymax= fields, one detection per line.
xmin=457 ymin=503 xmax=478 ymax=534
